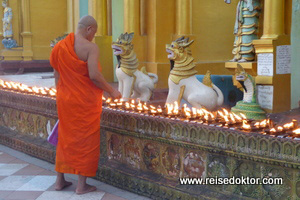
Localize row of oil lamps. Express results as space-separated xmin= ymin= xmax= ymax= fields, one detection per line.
xmin=1 ymin=79 xmax=300 ymax=139
xmin=0 ymin=79 xmax=56 ymax=97
xmin=104 ymin=98 xmax=300 ymax=140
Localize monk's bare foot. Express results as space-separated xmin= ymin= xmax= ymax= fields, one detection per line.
xmin=55 ymin=180 xmax=73 ymax=191
xmin=76 ymin=184 xmax=97 ymax=195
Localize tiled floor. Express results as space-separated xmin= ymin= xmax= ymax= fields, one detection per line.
xmin=0 ymin=145 xmax=151 ymax=200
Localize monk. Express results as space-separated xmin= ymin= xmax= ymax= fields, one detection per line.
xmin=50 ymin=15 xmax=121 ymax=195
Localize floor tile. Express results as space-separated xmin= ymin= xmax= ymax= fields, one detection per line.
xmin=5 ymin=191 xmax=43 ymax=200
xmin=133 ymin=196 xmax=152 ymax=200
xmin=114 ymin=190 xmax=143 ymax=200
xmin=0 ymin=176 xmax=34 ymax=190
xmin=0 ymin=145 xmax=146 ymax=200
xmin=8 ymin=159 xmax=28 ymax=164
xmin=0 ymin=191 xmax=13 ymax=199
xmin=35 ymin=191 xmax=74 ymax=200
xmin=13 ymin=165 xmax=45 ymax=176
xmin=69 ymin=191 xmax=105 ymax=200
xmin=0 ymin=154 xmax=17 ymax=163
xmin=17 ymin=176 xmax=56 ymax=191
xmin=0 ymin=164 xmax=28 ymax=176
xmin=102 ymin=193 xmax=127 ymax=200
xmin=47 ymin=180 xmax=76 ymax=192
xmin=98 ymin=183 xmax=119 ymax=194
xmin=37 ymin=170 xmax=56 ymax=176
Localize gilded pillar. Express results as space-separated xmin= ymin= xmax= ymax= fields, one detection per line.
xmin=252 ymin=0 xmax=290 ymax=113
xmin=140 ymin=0 xmax=146 ymax=35
xmin=90 ymin=0 xmax=107 ymax=36
xmin=107 ymin=0 xmax=112 ymax=36
xmin=261 ymin=0 xmax=285 ymax=39
xmin=74 ymin=0 xmax=80 ymax=30
xmin=21 ymin=0 xmax=33 ymax=61
xmin=67 ymin=0 xmax=74 ymax=33
xmin=176 ymin=0 xmax=191 ymax=35
xmin=124 ymin=0 xmax=140 ymax=33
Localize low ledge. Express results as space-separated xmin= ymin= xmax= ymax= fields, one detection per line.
xmin=0 ymin=126 xmax=56 ymax=163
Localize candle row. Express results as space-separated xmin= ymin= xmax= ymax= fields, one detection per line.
xmin=0 ymin=79 xmax=56 ymax=98
xmin=1 ymin=79 xmax=299 ymax=139
xmin=103 ymin=98 xmax=300 ymax=139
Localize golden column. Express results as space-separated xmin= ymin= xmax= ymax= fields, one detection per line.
xmin=261 ymin=0 xmax=285 ymax=40
xmin=253 ymin=0 xmax=289 ymax=113
xmin=140 ymin=0 xmax=146 ymax=35
xmin=90 ymin=0 xmax=114 ymax=82
xmin=21 ymin=0 xmax=33 ymax=61
xmin=107 ymin=0 xmax=112 ymax=36
xmin=74 ymin=0 xmax=80 ymax=30
xmin=67 ymin=0 xmax=75 ymax=33
xmin=176 ymin=0 xmax=191 ymax=35
xmin=90 ymin=0 xmax=108 ymax=36
xmin=124 ymin=0 xmax=140 ymax=33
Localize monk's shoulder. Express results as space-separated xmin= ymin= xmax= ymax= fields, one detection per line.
xmin=86 ymin=42 xmax=99 ymax=56
xmin=87 ymin=42 xmax=99 ymax=52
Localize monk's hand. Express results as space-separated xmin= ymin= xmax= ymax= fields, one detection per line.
xmin=109 ymin=89 xmax=122 ymax=99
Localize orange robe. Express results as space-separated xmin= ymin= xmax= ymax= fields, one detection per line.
xmin=50 ymin=33 xmax=103 ymax=177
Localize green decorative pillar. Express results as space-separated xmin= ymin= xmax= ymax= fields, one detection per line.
xmin=79 ymin=0 xmax=89 ymax=18
xmin=291 ymin=0 xmax=300 ymax=108
xmin=112 ymin=0 xmax=124 ymax=82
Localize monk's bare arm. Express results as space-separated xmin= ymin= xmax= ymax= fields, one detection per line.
xmin=54 ymin=69 xmax=60 ymax=88
xmin=87 ymin=44 xmax=117 ymax=95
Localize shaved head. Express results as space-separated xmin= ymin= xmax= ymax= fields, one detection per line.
xmin=76 ymin=15 xmax=98 ymax=41
xmin=77 ymin=15 xmax=97 ymax=30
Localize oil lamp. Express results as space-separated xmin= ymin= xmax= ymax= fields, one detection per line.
xmin=157 ymin=105 xmax=163 ymax=115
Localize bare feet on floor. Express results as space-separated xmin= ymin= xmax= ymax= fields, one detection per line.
xmin=55 ymin=180 xmax=73 ymax=191
xmin=76 ymin=184 xmax=97 ymax=195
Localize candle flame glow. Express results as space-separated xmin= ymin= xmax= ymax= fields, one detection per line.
xmin=293 ymin=128 xmax=300 ymax=134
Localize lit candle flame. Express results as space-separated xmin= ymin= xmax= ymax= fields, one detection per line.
xmin=254 ymin=122 xmax=260 ymax=128
xmin=242 ymin=120 xmax=251 ymax=130
xmin=240 ymin=113 xmax=247 ymax=120
xmin=229 ymin=113 xmax=236 ymax=123
xmin=277 ymin=126 xmax=283 ymax=132
xmin=150 ymin=105 xmax=155 ymax=110
xmin=293 ymin=128 xmax=300 ymax=134
xmin=233 ymin=113 xmax=242 ymax=121
xmin=223 ymin=108 xmax=229 ymax=116
xmin=106 ymin=98 xmax=112 ymax=104
xmin=125 ymin=102 xmax=130 ymax=109
xmin=157 ymin=106 xmax=162 ymax=113
xmin=260 ymin=119 xmax=267 ymax=128
xmin=283 ymin=122 xmax=293 ymax=129
xmin=218 ymin=111 xmax=225 ymax=118
xmin=270 ymin=128 xmax=276 ymax=133
xmin=192 ymin=107 xmax=197 ymax=116
xmin=185 ymin=111 xmax=191 ymax=119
